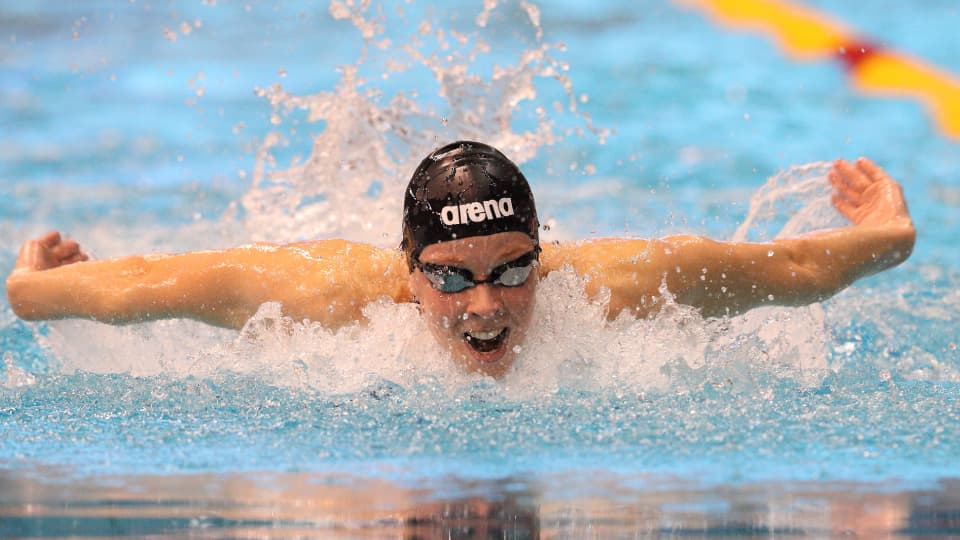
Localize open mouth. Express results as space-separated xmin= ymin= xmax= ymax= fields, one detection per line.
xmin=463 ymin=328 xmax=509 ymax=354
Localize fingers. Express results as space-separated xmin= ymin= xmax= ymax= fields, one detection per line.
xmin=855 ymin=157 xmax=893 ymax=186
xmin=62 ymin=252 xmax=89 ymax=265
xmin=55 ymin=238 xmax=80 ymax=259
xmin=829 ymin=157 xmax=913 ymax=227
xmin=829 ymin=158 xmax=877 ymax=223
xmin=831 ymin=193 xmax=859 ymax=223
xmin=14 ymin=231 xmax=89 ymax=272
xmin=828 ymin=160 xmax=865 ymax=208
xmin=38 ymin=231 xmax=62 ymax=249
xmin=829 ymin=157 xmax=889 ymax=209
xmin=50 ymin=237 xmax=89 ymax=266
xmin=57 ymin=239 xmax=89 ymax=265
xmin=831 ymin=159 xmax=873 ymax=192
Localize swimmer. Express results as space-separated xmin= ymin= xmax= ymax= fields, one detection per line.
xmin=6 ymin=141 xmax=915 ymax=377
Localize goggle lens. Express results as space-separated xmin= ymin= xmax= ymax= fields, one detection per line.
xmin=418 ymin=250 xmax=538 ymax=293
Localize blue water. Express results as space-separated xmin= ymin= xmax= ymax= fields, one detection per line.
xmin=2 ymin=0 xmax=960 ymax=536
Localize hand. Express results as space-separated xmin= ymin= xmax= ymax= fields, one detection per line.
xmin=12 ymin=231 xmax=89 ymax=275
xmin=829 ymin=157 xmax=913 ymax=228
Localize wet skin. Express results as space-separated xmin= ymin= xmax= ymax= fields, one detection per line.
xmin=409 ymin=232 xmax=538 ymax=378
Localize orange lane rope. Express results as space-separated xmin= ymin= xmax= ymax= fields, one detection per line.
xmin=676 ymin=0 xmax=960 ymax=139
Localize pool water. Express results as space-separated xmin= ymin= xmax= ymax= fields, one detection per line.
xmin=2 ymin=0 xmax=959 ymax=537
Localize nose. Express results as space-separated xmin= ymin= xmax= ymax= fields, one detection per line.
xmin=465 ymin=283 xmax=503 ymax=319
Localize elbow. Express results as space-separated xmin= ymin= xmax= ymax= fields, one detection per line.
xmin=772 ymin=253 xmax=846 ymax=307
xmin=789 ymin=256 xmax=873 ymax=305
xmin=803 ymin=271 xmax=846 ymax=304
xmin=891 ymin=221 xmax=916 ymax=267
xmin=776 ymin=239 xmax=852 ymax=304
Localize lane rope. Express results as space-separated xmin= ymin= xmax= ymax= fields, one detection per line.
xmin=676 ymin=0 xmax=960 ymax=139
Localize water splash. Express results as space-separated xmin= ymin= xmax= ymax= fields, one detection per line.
xmin=9 ymin=2 xmax=917 ymax=395
xmin=733 ymin=161 xmax=847 ymax=242
xmin=240 ymin=0 xmax=607 ymax=245
xmin=40 ymin=263 xmax=829 ymax=397
xmin=2 ymin=351 xmax=36 ymax=388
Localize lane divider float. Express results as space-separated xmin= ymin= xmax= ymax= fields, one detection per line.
xmin=676 ymin=0 xmax=960 ymax=139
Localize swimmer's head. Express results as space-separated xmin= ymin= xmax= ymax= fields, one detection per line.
xmin=401 ymin=141 xmax=539 ymax=269
xmin=403 ymin=141 xmax=541 ymax=377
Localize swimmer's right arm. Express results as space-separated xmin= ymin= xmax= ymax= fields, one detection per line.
xmin=5 ymin=232 xmax=411 ymax=330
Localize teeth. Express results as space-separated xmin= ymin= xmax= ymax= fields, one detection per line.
xmin=466 ymin=328 xmax=504 ymax=341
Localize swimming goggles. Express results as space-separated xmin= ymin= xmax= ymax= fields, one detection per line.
xmin=415 ymin=249 xmax=540 ymax=294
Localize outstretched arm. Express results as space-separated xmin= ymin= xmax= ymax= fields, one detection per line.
xmin=5 ymin=234 xmax=411 ymax=329
xmin=542 ymin=158 xmax=915 ymax=318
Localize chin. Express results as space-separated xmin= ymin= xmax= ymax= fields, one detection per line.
xmin=462 ymin=355 xmax=514 ymax=378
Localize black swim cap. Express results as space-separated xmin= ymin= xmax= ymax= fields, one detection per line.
xmin=401 ymin=141 xmax=539 ymax=269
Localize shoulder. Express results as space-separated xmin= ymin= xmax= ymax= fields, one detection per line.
xmin=226 ymin=239 xmax=408 ymax=296
xmin=538 ymin=235 xmax=728 ymax=286
xmin=539 ymin=237 xmax=661 ymax=275
xmin=287 ymin=239 xmax=410 ymax=298
xmin=267 ymin=240 xmax=404 ymax=266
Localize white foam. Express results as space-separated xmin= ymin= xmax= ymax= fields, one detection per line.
xmin=40 ymin=256 xmax=830 ymax=396
xmin=240 ymin=0 xmax=605 ymax=247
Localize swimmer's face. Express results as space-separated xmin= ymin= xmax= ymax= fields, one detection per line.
xmin=410 ymin=231 xmax=539 ymax=378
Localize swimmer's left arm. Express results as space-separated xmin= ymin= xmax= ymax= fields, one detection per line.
xmin=544 ymin=158 xmax=915 ymax=318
